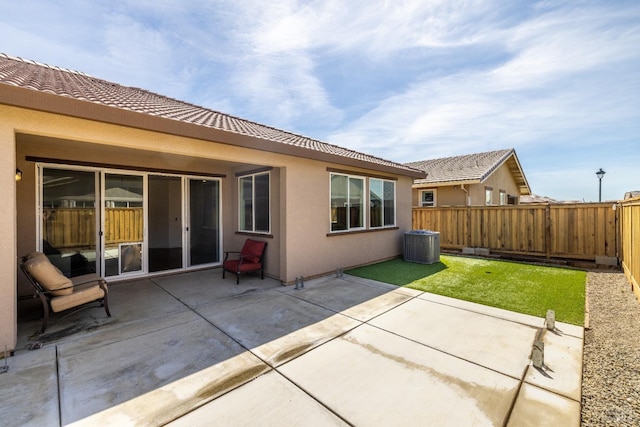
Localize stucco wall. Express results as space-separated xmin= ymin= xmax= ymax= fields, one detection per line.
xmin=0 ymin=118 xmax=17 ymax=352
xmin=480 ymin=163 xmax=520 ymax=205
xmin=281 ymin=159 xmax=412 ymax=282
xmin=9 ymin=107 xmax=288 ymax=292
xmin=412 ymin=161 xmax=522 ymax=207
xmin=4 ymin=104 xmax=413 ymax=350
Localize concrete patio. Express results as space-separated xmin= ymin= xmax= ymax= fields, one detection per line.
xmin=1 ymin=269 xmax=583 ymax=426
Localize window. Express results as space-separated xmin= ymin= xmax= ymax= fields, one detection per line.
xmin=239 ymin=172 xmax=270 ymax=233
xmin=370 ymin=178 xmax=396 ymax=228
xmin=485 ymin=187 xmax=493 ymax=206
xmin=499 ymin=190 xmax=506 ymax=206
xmin=420 ymin=190 xmax=436 ymax=207
xmin=330 ymin=173 xmax=364 ymax=231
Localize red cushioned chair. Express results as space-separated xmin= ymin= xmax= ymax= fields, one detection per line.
xmin=222 ymin=239 xmax=267 ymax=284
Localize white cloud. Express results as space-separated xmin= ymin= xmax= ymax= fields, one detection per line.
xmin=490 ymin=5 xmax=640 ymax=90
xmin=327 ymin=1 xmax=640 ymax=166
xmin=1 ymin=0 xmax=638 ymax=201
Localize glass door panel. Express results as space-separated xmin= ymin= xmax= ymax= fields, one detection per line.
xmin=103 ymin=173 xmax=144 ymax=277
xmin=148 ymin=175 xmax=183 ymax=272
xmin=189 ymin=179 xmax=220 ymax=266
xmin=41 ymin=168 xmax=98 ymax=277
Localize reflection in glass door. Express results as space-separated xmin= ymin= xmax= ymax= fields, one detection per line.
xmin=40 ymin=168 xmax=98 ymax=277
xmin=39 ymin=168 xmax=220 ymax=279
xmin=103 ymin=173 xmax=144 ymax=277
xmin=189 ymin=179 xmax=220 ymax=266
xmin=148 ymin=175 xmax=183 ymax=272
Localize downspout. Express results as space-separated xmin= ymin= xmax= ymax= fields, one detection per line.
xmin=460 ymin=184 xmax=470 ymax=206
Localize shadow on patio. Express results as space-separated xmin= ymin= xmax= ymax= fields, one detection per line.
xmin=7 ymin=268 xmax=414 ymax=426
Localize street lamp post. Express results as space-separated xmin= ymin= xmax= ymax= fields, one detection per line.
xmin=596 ymin=168 xmax=606 ymax=202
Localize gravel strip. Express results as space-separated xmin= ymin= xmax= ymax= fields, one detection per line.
xmin=582 ymin=271 xmax=640 ymax=426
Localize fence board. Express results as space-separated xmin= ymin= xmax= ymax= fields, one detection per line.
xmin=43 ymin=207 xmax=143 ymax=248
xmin=619 ymin=197 xmax=640 ymax=301
xmin=413 ymin=203 xmax=617 ymax=261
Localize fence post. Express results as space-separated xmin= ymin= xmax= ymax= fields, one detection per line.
xmin=545 ymin=204 xmax=551 ymax=259
xmin=466 ymin=206 xmax=472 ymax=248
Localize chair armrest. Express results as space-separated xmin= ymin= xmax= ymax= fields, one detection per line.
xmin=71 ymin=275 xmax=108 ymax=294
xmin=72 ymin=278 xmax=106 ymax=286
xmin=37 ymin=283 xmax=75 ymax=295
xmin=223 ymin=251 xmax=241 ymax=262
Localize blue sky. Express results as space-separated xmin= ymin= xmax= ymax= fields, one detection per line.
xmin=2 ymin=0 xmax=638 ymax=201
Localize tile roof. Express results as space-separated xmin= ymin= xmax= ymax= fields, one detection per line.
xmin=406 ymin=149 xmax=514 ymax=183
xmin=406 ymin=148 xmax=531 ymax=195
xmin=0 ymin=53 xmax=424 ymax=177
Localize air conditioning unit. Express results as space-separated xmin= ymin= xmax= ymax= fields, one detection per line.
xmin=404 ymin=230 xmax=440 ymax=264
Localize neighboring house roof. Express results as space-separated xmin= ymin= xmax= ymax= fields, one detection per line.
xmin=520 ymin=194 xmax=585 ymax=204
xmin=0 ymin=54 xmax=425 ymax=178
xmin=519 ymin=194 xmax=560 ymax=204
xmin=406 ymin=148 xmax=531 ymax=195
xmin=624 ymin=191 xmax=640 ymax=200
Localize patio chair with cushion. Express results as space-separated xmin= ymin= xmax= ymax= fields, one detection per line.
xmin=20 ymin=252 xmax=111 ymax=334
xmin=222 ymin=239 xmax=267 ymax=284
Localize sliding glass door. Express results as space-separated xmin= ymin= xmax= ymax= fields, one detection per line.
xmin=148 ymin=175 xmax=183 ymax=272
xmin=188 ymin=179 xmax=220 ymax=266
xmin=102 ymin=173 xmax=144 ymax=277
xmin=40 ymin=168 xmax=98 ymax=277
xmin=39 ymin=166 xmax=221 ymax=279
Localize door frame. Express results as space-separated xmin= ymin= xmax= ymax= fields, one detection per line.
xmin=37 ymin=163 xmax=223 ymax=280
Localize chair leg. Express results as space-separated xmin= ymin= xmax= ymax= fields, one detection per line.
xmin=38 ymin=294 xmax=49 ymax=334
xmin=98 ymin=282 xmax=111 ymax=317
xmin=40 ymin=310 xmax=49 ymax=334
xmin=222 ymin=269 xmax=226 ymax=279
xmin=103 ymin=297 xmax=111 ymax=318
xmin=236 ymin=274 xmax=240 ymax=285
xmin=261 ymin=269 xmax=264 ymax=280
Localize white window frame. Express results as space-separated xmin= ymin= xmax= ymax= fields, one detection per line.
xmin=329 ymin=172 xmax=366 ymax=232
xmin=499 ymin=190 xmax=506 ymax=206
xmin=369 ymin=178 xmax=396 ymax=228
xmin=485 ymin=187 xmax=493 ymax=206
xmin=420 ymin=189 xmax=437 ymax=207
xmin=238 ymin=171 xmax=271 ymax=234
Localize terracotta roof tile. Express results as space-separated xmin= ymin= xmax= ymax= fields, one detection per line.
xmin=0 ymin=53 xmax=422 ymax=176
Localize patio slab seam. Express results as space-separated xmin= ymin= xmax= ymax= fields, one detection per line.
xmin=150 ymin=280 xmax=363 ymax=377
xmin=146 ymin=276 xmax=279 ymax=367
xmin=503 ymin=370 xmax=527 ymax=426
xmin=363 ymin=320 xmax=531 ymax=382
xmin=263 ymin=367 xmax=355 ymax=426
xmin=273 ymin=283 xmax=424 ymax=325
xmin=55 ymin=345 xmax=62 ymax=427
xmin=9 ymin=271 xmax=584 ymax=426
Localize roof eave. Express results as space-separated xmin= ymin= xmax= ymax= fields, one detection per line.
xmin=504 ymin=152 xmax=532 ymax=195
xmin=479 ymin=150 xmax=532 ymax=196
xmin=412 ymin=179 xmax=482 ymax=188
xmin=1 ymin=84 xmax=425 ymax=178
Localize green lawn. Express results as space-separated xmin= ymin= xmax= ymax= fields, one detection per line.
xmin=346 ymin=255 xmax=586 ymax=325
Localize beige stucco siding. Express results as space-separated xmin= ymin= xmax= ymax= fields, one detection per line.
xmin=281 ymin=160 xmax=411 ymax=282
xmin=4 ymin=104 xmax=412 ymax=350
xmin=412 ymin=161 xmax=523 ymax=207
xmin=12 ymin=107 xmax=286 ymax=288
xmin=0 ymin=116 xmax=17 ymax=351
xmin=479 ymin=163 xmax=520 ymax=205
xmin=412 ymin=186 xmax=466 ymax=207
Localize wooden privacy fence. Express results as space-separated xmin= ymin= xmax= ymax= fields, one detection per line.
xmin=619 ymin=197 xmax=640 ymax=300
xmin=412 ymin=203 xmax=618 ymax=261
xmin=43 ymin=207 xmax=143 ymax=248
